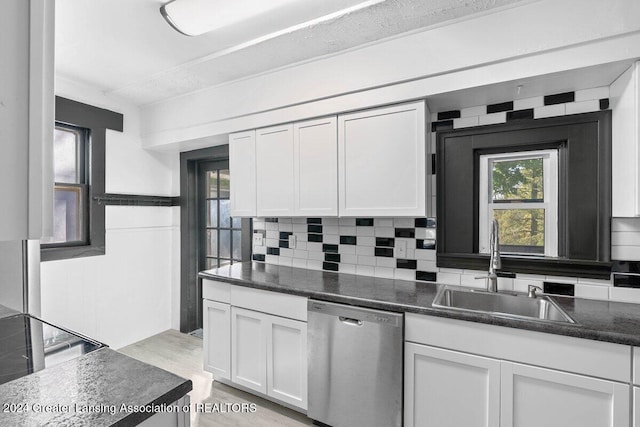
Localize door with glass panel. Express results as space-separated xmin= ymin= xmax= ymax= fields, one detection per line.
xmin=200 ymin=161 xmax=244 ymax=269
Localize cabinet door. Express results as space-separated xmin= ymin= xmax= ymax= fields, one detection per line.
xmin=203 ymin=299 xmax=230 ymax=380
xmin=231 ymin=307 xmax=267 ymax=394
xmin=501 ymin=362 xmax=630 ymax=427
xmin=0 ymin=0 xmax=54 ymax=240
xmin=338 ymin=101 xmax=426 ymax=217
xmin=611 ymin=61 xmax=640 ymax=217
xmin=294 ymin=117 xmax=338 ymax=216
xmin=256 ymin=124 xmax=295 ymax=216
xmin=266 ymin=315 xmax=307 ymax=410
xmin=404 ymin=342 xmax=500 ymax=427
xmin=229 ymin=130 xmax=256 ymax=217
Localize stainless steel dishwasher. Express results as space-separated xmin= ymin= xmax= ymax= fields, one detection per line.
xmin=307 ymin=299 xmax=403 ymax=427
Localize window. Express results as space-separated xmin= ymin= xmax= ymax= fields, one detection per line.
xmin=202 ymin=163 xmax=243 ymax=269
xmin=41 ymin=96 xmax=123 ymax=262
xmin=41 ymin=124 xmax=90 ymax=246
xmin=479 ymin=150 xmax=558 ymax=257
xmin=436 ymin=111 xmax=612 ymax=279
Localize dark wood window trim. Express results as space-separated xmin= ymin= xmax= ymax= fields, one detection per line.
xmin=41 ymin=97 xmax=123 ymax=262
xmin=436 ymin=111 xmax=612 ymax=279
xmin=179 ymin=145 xmax=252 ymax=333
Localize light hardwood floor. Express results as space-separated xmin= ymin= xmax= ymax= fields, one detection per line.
xmin=119 ymin=330 xmax=314 ymax=427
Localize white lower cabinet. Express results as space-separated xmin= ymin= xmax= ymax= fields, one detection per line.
xmin=404 ymin=343 xmax=500 ymax=427
xmin=405 ymin=342 xmax=630 ymax=427
xmin=203 ymin=300 xmax=231 ymax=380
xmin=203 ymin=280 xmax=308 ymax=411
xmin=266 ymin=315 xmax=307 ymax=409
xmin=230 ymin=306 xmax=308 ymax=408
xmin=231 ymin=307 xmax=268 ymax=393
xmin=501 ymin=362 xmax=629 ymax=427
xmin=405 ymin=314 xmax=632 ymax=427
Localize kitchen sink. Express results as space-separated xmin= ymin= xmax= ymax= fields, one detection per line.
xmin=432 ymin=286 xmax=576 ymax=324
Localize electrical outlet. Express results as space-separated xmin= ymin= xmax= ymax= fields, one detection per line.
xmin=253 ymin=233 xmax=263 ymax=246
xmin=288 ymin=234 xmax=297 ymax=249
xmin=396 ymin=240 xmax=407 ymax=258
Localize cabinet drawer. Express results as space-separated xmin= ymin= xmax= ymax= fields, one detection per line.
xmin=230 ymin=286 xmax=307 ymax=321
xmin=406 ymin=314 xmax=631 ymax=382
xmin=202 ymin=279 xmax=231 ymax=303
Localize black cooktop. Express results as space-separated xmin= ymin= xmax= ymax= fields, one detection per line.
xmin=0 ymin=314 xmax=103 ymax=386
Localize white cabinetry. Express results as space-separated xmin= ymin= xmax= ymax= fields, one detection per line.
xmin=202 ymin=280 xmax=308 ymax=411
xmin=202 ymin=299 xmax=230 ymax=380
xmin=294 ymin=117 xmax=338 ymax=216
xmin=338 ymin=101 xmax=426 ymax=216
xmin=501 ymin=362 xmax=628 ymax=427
xmin=266 ymin=314 xmax=307 ymax=409
xmin=404 ymin=343 xmax=500 ymax=427
xmin=611 ymin=61 xmax=640 ymax=217
xmin=229 ymin=130 xmax=257 ymax=217
xmin=405 ymin=314 xmax=632 ymax=427
xmin=256 ymin=124 xmax=295 ymax=216
xmin=231 ymin=307 xmax=268 ymax=393
xmin=0 ymin=0 xmax=54 ymax=240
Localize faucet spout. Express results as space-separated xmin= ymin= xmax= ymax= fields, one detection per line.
xmin=487 ymin=219 xmax=501 ymax=292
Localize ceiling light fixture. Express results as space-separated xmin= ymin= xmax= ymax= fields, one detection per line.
xmin=160 ymin=0 xmax=301 ymax=37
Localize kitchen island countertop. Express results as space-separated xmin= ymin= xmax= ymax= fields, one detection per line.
xmin=0 ymin=347 xmax=192 ymax=426
xmin=200 ymin=262 xmax=640 ymax=347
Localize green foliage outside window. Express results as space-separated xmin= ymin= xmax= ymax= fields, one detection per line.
xmin=491 ymin=158 xmax=545 ymax=253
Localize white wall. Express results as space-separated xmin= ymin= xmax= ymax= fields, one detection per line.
xmin=40 ymin=79 xmax=181 ymax=348
xmin=140 ymin=0 xmax=640 ymax=150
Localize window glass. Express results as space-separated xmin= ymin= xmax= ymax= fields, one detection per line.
xmin=53 ymin=128 xmax=79 ymax=183
xmin=219 ymin=230 xmax=231 ymax=259
xmin=207 ymin=200 xmax=218 ymax=227
xmin=232 ymin=230 xmax=242 ymax=260
xmin=479 ymin=149 xmax=557 ymax=257
xmin=207 ymin=171 xmax=218 ymax=198
xmin=206 ymin=229 xmax=218 ymax=257
xmin=219 ymin=170 xmax=230 ymax=198
xmin=491 ymin=158 xmax=543 ymax=202
xmin=494 ymin=209 xmax=545 ymax=254
xmin=219 ymin=200 xmax=231 ymax=228
xmin=42 ymin=124 xmax=88 ymax=246
xmin=203 ymin=164 xmax=243 ymax=269
xmin=49 ymin=186 xmax=84 ymax=243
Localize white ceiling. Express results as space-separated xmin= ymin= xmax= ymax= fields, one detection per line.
xmin=55 ymin=0 xmax=534 ymax=106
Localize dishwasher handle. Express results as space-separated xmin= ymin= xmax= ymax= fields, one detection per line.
xmin=338 ymin=316 xmax=363 ymax=326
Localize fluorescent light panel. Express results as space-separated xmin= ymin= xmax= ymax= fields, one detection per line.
xmin=160 ymin=0 xmax=384 ymax=37
xmin=161 ymin=0 xmax=303 ymax=36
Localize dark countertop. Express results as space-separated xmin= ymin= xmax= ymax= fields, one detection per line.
xmin=0 ymin=347 xmax=192 ymax=426
xmin=200 ymin=262 xmax=640 ymax=347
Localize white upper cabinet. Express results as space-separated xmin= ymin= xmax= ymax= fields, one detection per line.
xmin=294 ymin=117 xmax=338 ymax=216
xmin=256 ymin=124 xmax=295 ymax=217
xmin=611 ymin=61 xmax=640 ymax=217
xmin=338 ymin=101 xmax=427 ymax=217
xmin=0 ymin=0 xmax=54 ymax=240
xmin=229 ymin=130 xmax=257 ymax=217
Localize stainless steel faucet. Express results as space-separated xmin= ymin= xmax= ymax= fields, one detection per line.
xmin=477 ymin=219 xmax=501 ymax=292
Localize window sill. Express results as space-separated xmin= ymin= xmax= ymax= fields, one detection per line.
xmin=41 ymin=244 xmax=105 ymax=262
xmin=437 ymin=253 xmax=612 ymax=280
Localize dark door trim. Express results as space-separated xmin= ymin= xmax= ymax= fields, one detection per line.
xmin=179 ymin=145 xmax=229 ymax=333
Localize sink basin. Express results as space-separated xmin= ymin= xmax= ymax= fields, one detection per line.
xmin=432 ymin=286 xmax=576 ymax=324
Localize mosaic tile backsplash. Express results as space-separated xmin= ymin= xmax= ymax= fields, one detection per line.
xmin=252 ymin=217 xmax=438 ymax=282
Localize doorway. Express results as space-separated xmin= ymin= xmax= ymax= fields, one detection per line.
xmin=180 ymin=146 xmax=251 ymax=333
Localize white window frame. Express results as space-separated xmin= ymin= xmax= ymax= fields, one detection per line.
xmin=479 ymin=149 xmax=558 ymax=257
